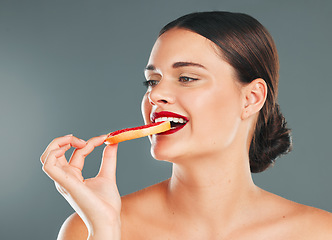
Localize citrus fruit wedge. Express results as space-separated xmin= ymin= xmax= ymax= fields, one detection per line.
xmin=104 ymin=121 xmax=171 ymax=145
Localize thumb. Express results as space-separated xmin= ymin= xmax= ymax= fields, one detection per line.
xmin=97 ymin=143 xmax=119 ymax=179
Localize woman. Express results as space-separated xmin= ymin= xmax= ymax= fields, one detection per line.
xmin=40 ymin=11 xmax=332 ymax=239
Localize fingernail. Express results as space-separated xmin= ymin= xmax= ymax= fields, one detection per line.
xmin=79 ymin=138 xmax=86 ymax=144
xmin=65 ymin=134 xmax=73 ymax=137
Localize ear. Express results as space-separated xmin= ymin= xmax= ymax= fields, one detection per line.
xmin=241 ymin=78 xmax=267 ymax=120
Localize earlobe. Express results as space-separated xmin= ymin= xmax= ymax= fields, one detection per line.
xmin=241 ymin=78 xmax=267 ymax=120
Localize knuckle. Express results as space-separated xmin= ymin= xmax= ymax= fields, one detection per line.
xmin=40 ymin=154 xmax=45 ymax=164
xmin=40 ymin=150 xmax=51 ymax=164
xmin=42 ymin=162 xmax=51 ymax=173
xmin=42 ymin=153 xmax=57 ymax=172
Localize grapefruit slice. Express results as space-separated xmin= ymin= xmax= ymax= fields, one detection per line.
xmin=104 ymin=121 xmax=171 ymax=145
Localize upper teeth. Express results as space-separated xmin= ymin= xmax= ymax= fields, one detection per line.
xmin=154 ymin=117 xmax=187 ymax=124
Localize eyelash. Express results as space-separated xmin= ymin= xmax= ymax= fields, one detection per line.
xmin=143 ymin=76 xmax=199 ymax=88
xmin=179 ymin=76 xmax=198 ymax=83
xmin=143 ymin=80 xmax=159 ymax=88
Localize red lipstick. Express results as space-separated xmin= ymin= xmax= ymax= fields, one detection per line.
xmin=151 ymin=111 xmax=189 ymax=135
xmin=151 ymin=111 xmax=189 ymax=122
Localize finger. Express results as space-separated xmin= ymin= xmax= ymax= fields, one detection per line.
xmin=68 ymin=135 xmax=107 ymax=170
xmin=42 ymin=144 xmax=71 ymax=180
xmin=40 ymin=135 xmax=86 ymax=164
xmin=53 ymin=144 xmax=71 ymax=159
xmin=97 ymin=143 xmax=118 ymax=179
xmin=52 ymin=134 xmax=87 ymax=149
xmin=43 ymin=148 xmax=84 ymax=195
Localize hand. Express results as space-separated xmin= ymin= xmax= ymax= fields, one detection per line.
xmin=40 ymin=134 xmax=121 ymax=239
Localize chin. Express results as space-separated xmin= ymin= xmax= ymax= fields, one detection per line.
xmin=149 ymin=141 xmax=176 ymax=161
xmin=149 ymin=142 xmax=191 ymax=164
xmin=150 ymin=146 xmax=171 ymax=161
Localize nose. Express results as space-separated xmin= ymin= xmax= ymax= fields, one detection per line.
xmin=147 ymin=80 xmax=175 ymax=106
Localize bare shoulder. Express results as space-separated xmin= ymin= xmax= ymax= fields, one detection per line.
xmin=120 ymin=180 xmax=169 ymax=239
xmin=121 ymin=179 xmax=169 ymax=213
xmin=285 ymin=204 xmax=332 ymax=239
xmin=298 ymin=205 xmax=332 ymax=237
xmin=262 ymin=190 xmax=332 ymax=239
xmin=57 ymin=213 xmax=88 ymax=240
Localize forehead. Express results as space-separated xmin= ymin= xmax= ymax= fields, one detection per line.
xmin=156 ymin=28 xmax=212 ymax=48
xmin=146 ymin=28 xmax=238 ymax=84
xmin=148 ymin=28 xmax=221 ymax=66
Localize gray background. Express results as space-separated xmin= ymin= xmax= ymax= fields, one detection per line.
xmin=1 ymin=0 xmax=331 ymax=239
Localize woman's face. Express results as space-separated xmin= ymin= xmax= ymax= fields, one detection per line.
xmin=141 ymin=28 xmax=245 ymax=163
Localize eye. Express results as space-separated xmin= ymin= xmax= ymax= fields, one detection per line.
xmin=179 ymin=76 xmax=198 ymax=83
xmin=143 ymin=80 xmax=159 ymax=88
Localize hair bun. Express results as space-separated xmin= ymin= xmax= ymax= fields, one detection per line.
xmin=249 ymin=104 xmax=292 ymax=173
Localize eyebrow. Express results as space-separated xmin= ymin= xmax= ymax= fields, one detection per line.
xmin=144 ymin=61 xmax=206 ymax=71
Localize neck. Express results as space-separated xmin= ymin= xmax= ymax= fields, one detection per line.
xmin=166 ymin=153 xmax=260 ymax=227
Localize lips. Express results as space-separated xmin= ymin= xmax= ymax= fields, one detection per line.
xmin=151 ymin=111 xmax=189 ymax=135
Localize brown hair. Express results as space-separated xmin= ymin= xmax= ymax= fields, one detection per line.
xmin=160 ymin=11 xmax=292 ymax=173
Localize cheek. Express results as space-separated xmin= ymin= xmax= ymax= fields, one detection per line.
xmin=189 ymin=87 xmax=242 ymax=143
xmin=141 ymin=93 xmax=151 ymax=124
xmin=187 ymin=88 xmax=234 ymax=120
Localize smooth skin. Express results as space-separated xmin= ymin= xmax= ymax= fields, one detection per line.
xmin=40 ymin=135 xmax=121 ymax=239
xmin=41 ymin=28 xmax=332 ymax=239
